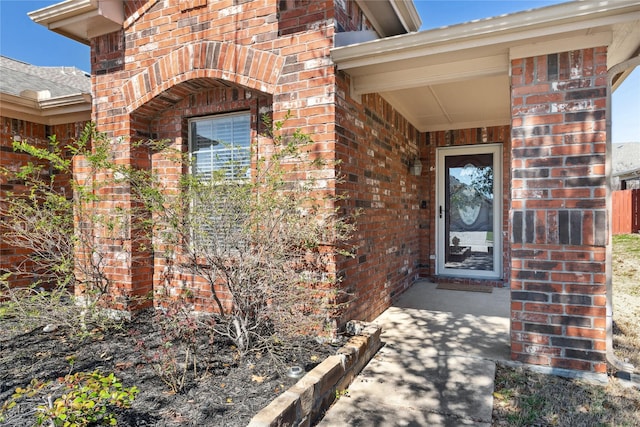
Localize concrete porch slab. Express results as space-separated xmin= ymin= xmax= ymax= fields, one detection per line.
xmin=318 ymin=347 xmax=495 ymax=425
xmin=316 ymin=280 xmax=510 ymax=426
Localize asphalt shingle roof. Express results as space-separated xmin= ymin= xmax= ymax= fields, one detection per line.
xmin=613 ymin=142 xmax=640 ymax=175
xmin=0 ymin=56 xmax=90 ymax=98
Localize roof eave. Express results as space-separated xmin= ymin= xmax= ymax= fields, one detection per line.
xmin=0 ymin=92 xmax=92 ymax=125
xmin=39 ymin=93 xmax=92 ymax=109
xmin=355 ymin=0 xmax=421 ymax=37
xmin=331 ymin=1 xmax=640 ymax=133
xmin=28 ymin=0 xmax=124 ymax=45
xmin=332 ymin=1 xmax=640 ymax=69
xmin=389 ymin=0 xmax=422 ymax=33
xmin=614 ymin=168 xmax=640 ymax=180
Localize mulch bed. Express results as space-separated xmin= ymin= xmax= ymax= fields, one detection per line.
xmin=0 ymin=310 xmax=336 ymax=426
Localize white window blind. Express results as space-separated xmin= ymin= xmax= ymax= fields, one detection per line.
xmin=188 ymin=113 xmax=251 ymax=253
xmin=190 ymin=113 xmax=251 ymax=180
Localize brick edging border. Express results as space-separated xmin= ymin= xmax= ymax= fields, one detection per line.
xmin=248 ymin=322 xmax=382 ymax=427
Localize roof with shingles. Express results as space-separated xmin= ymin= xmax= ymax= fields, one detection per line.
xmin=613 ymin=142 xmax=640 ymax=176
xmin=0 ymin=55 xmax=90 ymax=98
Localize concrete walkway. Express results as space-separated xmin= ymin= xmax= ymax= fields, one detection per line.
xmin=317 ymin=280 xmax=510 ymax=426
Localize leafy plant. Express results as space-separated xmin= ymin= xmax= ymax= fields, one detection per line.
xmin=0 ymin=135 xmax=75 ymax=292
xmin=334 ymin=388 xmax=350 ymax=400
xmin=2 ymin=116 xmax=356 ymax=367
xmin=0 ymin=371 xmax=138 ymax=427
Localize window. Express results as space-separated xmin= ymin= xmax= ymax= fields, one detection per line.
xmin=188 ymin=112 xmax=251 ymax=253
xmin=189 ymin=112 xmax=251 ymax=180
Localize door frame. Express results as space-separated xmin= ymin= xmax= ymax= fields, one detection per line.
xmin=436 ymin=144 xmax=503 ymax=279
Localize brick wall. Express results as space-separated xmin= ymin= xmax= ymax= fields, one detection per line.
xmin=86 ymin=0 xmax=343 ymax=309
xmin=0 ymin=117 xmax=86 ymax=288
xmin=334 ymin=76 xmax=423 ymax=322
xmin=147 ymin=87 xmax=271 ymax=311
xmin=85 ymin=0 xmax=424 ymax=322
xmin=510 ymin=47 xmax=609 ymax=373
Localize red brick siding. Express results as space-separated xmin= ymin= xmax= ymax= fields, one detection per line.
xmin=87 ymin=0 xmax=341 ymax=308
xmin=510 ymin=47 xmax=609 ymax=373
xmin=82 ymin=0 xmax=618 ymax=375
xmin=1 ymin=117 xmax=86 ymax=288
xmin=146 ymin=87 xmax=271 ymax=311
xmin=335 ymin=70 xmax=422 ymax=322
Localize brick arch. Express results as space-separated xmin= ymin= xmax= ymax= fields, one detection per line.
xmin=129 ymin=78 xmax=269 ymax=122
xmin=123 ymin=41 xmax=284 ymax=114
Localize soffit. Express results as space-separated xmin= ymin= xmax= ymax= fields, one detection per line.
xmin=381 ymin=75 xmax=511 ymax=132
xmin=332 ymin=1 xmax=640 ymax=132
xmin=356 ymin=0 xmax=421 ymax=36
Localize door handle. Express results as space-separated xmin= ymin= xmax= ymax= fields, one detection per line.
xmin=439 ymin=205 xmax=443 ymax=218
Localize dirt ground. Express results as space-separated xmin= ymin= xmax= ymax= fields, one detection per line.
xmin=0 ymin=309 xmax=334 ymax=426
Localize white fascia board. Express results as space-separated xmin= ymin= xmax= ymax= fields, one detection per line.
xmin=351 ymin=54 xmax=509 ymax=95
xmin=332 ymin=2 xmax=640 ymax=69
xmin=28 ymin=0 xmax=95 ymax=24
xmin=39 ymin=93 xmax=92 ymax=109
xmin=0 ymin=93 xmax=40 ymax=111
xmin=355 ymin=0 xmax=421 ymax=37
xmin=0 ymin=106 xmax=91 ymax=126
xmin=509 ymin=32 xmax=613 ymax=60
xmin=0 ymin=92 xmax=91 ymax=122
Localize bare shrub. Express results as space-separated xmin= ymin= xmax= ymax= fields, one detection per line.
xmin=134 ymin=292 xmax=217 ymax=394
xmin=133 ymin=116 xmax=357 ymax=356
xmin=0 ymin=124 xmax=149 ymax=334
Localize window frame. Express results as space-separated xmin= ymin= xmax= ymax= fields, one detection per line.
xmin=188 ymin=111 xmax=252 ymax=181
xmin=187 ymin=111 xmax=253 ymax=253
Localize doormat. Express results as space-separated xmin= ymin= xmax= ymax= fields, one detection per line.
xmin=436 ymin=283 xmax=493 ymax=293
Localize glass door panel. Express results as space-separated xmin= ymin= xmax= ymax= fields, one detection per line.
xmin=437 ymin=145 xmax=502 ymax=279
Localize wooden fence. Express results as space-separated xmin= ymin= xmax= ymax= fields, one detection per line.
xmin=612 ymin=189 xmax=640 ymax=234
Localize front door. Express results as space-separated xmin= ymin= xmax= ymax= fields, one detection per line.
xmin=436 ymin=144 xmax=502 ymax=279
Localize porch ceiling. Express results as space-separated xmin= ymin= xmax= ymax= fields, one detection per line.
xmin=332 ymin=1 xmax=640 ymax=133
xmin=381 ymin=75 xmax=510 ymax=132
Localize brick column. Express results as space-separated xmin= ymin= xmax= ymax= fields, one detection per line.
xmin=72 ymin=139 xmax=154 ymax=311
xmin=510 ymin=48 xmax=608 ymax=374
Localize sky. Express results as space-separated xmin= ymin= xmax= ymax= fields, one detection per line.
xmin=0 ymin=0 xmax=638 ymax=143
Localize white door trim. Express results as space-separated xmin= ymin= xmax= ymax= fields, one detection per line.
xmin=436 ymin=144 xmax=503 ymax=279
